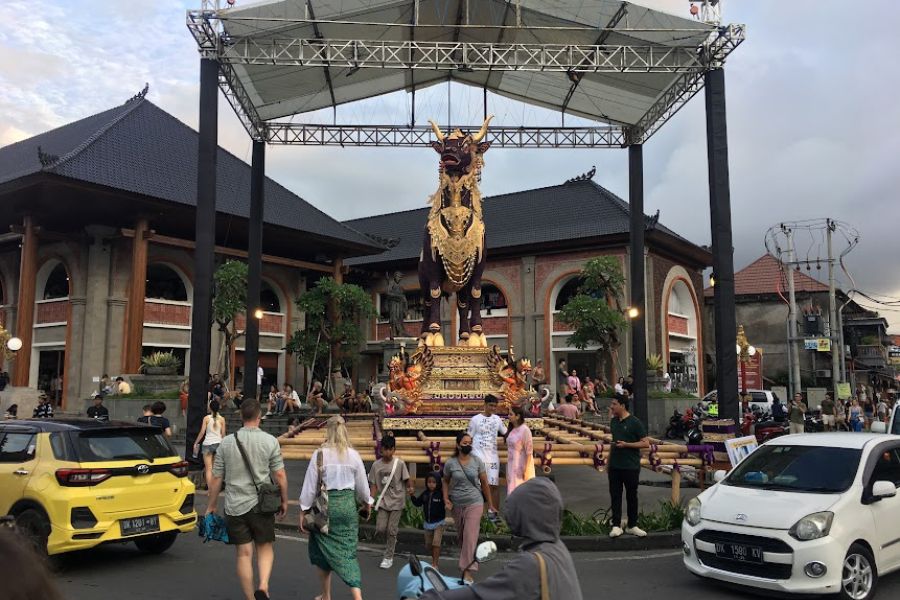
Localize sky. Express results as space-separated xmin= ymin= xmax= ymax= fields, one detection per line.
xmin=2 ymin=0 xmax=899 ymax=332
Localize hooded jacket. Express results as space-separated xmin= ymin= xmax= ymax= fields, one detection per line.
xmin=421 ymin=478 xmax=583 ymax=600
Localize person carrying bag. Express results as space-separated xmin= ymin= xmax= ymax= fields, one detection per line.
xmin=235 ymin=432 xmax=282 ymax=515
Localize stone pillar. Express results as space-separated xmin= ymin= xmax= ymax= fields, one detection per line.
xmin=13 ymin=216 xmax=37 ymax=387
xmin=67 ymin=297 xmax=87 ymax=400
xmin=77 ymin=227 xmax=115 ymax=398
xmin=520 ymin=256 xmax=537 ymax=360
xmin=123 ymin=218 xmax=149 ymax=373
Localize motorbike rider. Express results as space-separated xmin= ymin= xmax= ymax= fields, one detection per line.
xmin=771 ymin=396 xmax=787 ymax=421
xmin=420 ymin=477 xmax=583 ymax=600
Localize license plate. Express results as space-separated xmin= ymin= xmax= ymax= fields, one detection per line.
xmin=120 ymin=515 xmax=160 ymax=537
xmin=715 ymin=542 xmax=763 ymax=563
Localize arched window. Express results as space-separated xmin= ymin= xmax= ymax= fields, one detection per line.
xmin=145 ymin=264 xmax=188 ymax=301
xmin=43 ymin=264 xmax=69 ymax=300
xmin=554 ymin=277 xmax=584 ymax=311
xmin=260 ymin=281 xmax=281 ymax=313
xmin=480 ymin=284 xmax=507 ymax=316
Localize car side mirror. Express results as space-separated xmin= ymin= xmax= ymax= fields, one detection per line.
xmin=475 ymin=541 xmax=498 ymax=563
xmin=872 ymin=480 xmax=897 ymax=501
xmin=870 ymin=422 xmax=887 ymax=434
xmin=713 ymin=469 xmax=727 ymax=483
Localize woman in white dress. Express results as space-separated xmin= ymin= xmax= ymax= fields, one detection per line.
xmin=467 ymin=394 xmax=507 ymax=509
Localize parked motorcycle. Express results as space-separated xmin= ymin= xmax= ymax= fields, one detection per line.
xmin=741 ymin=407 xmax=788 ymax=444
xmin=397 ymin=541 xmax=497 ymax=599
xmin=665 ymin=409 xmax=686 ymax=440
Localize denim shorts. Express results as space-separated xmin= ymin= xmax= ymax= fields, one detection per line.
xmin=202 ymin=443 xmax=220 ymax=456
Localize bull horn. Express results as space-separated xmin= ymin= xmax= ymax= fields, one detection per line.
xmin=428 ymin=120 xmax=445 ymax=142
xmin=472 ymin=114 xmax=494 ymax=143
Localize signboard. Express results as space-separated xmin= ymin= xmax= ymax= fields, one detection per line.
xmin=737 ymin=350 xmax=764 ymax=390
xmin=725 ymin=436 xmax=760 ymax=467
xmin=837 ymin=382 xmax=852 ymax=399
xmin=890 ymin=347 xmax=900 ymax=366
xmin=804 ymin=339 xmax=818 ymax=350
xmin=817 ymin=338 xmax=831 ymax=352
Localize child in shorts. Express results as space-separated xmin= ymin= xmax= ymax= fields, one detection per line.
xmin=410 ymin=472 xmax=446 ymax=569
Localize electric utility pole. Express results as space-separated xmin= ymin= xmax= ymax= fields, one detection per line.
xmin=827 ymin=219 xmax=839 ymax=397
xmin=784 ymin=225 xmax=802 ymax=397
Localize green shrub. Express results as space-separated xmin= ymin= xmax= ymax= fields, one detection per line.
xmin=140 ymin=351 xmax=182 ymax=372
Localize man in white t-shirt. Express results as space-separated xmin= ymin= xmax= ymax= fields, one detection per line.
xmin=468 ymin=394 xmax=507 ymax=510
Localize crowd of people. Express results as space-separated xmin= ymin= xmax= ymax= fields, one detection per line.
xmin=205 ymin=397 xmax=585 ymax=600
xmin=760 ymin=386 xmax=897 ymax=433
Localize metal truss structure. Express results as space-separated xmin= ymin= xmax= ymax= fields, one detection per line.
xmin=267 ymin=123 xmax=626 ymax=148
xmin=187 ymin=3 xmax=744 ymax=148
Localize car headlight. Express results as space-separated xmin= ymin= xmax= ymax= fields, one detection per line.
xmin=685 ymin=497 xmax=702 ymax=526
xmin=789 ymin=511 xmax=834 ymax=541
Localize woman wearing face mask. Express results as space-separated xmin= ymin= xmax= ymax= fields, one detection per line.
xmin=442 ymin=432 xmax=496 ymax=583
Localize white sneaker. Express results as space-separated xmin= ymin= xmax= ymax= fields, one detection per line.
xmin=380 ymin=558 xmax=393 ymax=569
xmin=609 ymin=526 xmax=624 ymax=538
xmin=625 ymin=526 xmax=647 ymax=537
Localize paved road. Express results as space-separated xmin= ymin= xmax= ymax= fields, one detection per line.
xmin=53 ymin=529 xmax=900 ymax=600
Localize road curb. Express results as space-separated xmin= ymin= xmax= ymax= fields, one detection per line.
xmin=275 ymin=521 xmax=681 ymax=553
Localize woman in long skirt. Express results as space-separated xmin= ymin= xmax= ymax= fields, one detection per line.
xmin=300 ymin=416 xmax=373 ymax=600
xmin=505 ymin=404 xmax=535 ymax=496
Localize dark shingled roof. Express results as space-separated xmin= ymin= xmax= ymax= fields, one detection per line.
xmin=343 ymin=178 xmax=697 ymax=266
xmin=0 ymin=94 xmax=381 ymax=254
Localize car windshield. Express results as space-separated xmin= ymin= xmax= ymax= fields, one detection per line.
xmin=725 ymin=444 xmax=861 ymax=493
xmin=76 ymin=430 xmax=174 ymax=462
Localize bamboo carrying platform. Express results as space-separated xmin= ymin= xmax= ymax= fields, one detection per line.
xmin=279 ymin=414 xmax=715 ymax=504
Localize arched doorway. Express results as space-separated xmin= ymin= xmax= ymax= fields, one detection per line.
xmin=235 ymin=279 xmax=288 ymax=395
xmin=34 ymin=260 xmax=70 ymax=405
xmin=663 ymin=276 xmax=702 ymax=396
xmin=142 ymin=263 xmax=193 ymax=378
xmin=548 ymin=275 xmax=605 ymax=396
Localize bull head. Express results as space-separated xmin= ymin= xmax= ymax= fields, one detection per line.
xmin=429 ymin=115 xmax=493 ymax=174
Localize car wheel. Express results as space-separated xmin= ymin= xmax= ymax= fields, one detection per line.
xmin=15 ymin=508 xmax=51 ymax=556
xmin=134 ymin=531 xmax=178 ymax=554
xmin=840 ymin=543 xmax=878 ymax=600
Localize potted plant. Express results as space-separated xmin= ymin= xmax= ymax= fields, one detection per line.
xmin=646 ymin=353 xmax=665 ymax=376
xmin=141 ymin=351 xmax=182 ymax=376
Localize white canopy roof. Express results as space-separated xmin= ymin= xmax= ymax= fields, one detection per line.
xmin=203 ymin=1 xmax=732 ymax=129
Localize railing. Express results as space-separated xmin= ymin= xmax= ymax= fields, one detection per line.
xmin=144 ymin=299 xmax=192 ymax=327
xmin=35 ymin=299 xmax=69 ymax=325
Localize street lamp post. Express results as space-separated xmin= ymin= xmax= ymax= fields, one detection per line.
xmin=736 ymin=325 xmax=756 ymax=395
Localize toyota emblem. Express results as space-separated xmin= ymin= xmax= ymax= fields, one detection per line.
xmin=734 ymin=513 xmax=748 ymax=522
xmin=136 ymin=464 xmax=151 ymax=475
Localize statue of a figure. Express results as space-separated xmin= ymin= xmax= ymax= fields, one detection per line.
xmin=384 ymin=271 xmax=408 ymax=340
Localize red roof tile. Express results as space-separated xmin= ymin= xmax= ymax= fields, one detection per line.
xmin=704 ymin=254 xmax=829 ymax=297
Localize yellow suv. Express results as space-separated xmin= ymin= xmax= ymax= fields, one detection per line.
xmin=0 ymin=418 xmax=196 ymax=555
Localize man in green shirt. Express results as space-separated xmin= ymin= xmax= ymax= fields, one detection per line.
xmin=788 ymin=392 xmax=807 ymax=435
xmin=820 ymin=392 xmax=836 ymax=432
xmin=607 ymin=394 xmax=649 ymax=539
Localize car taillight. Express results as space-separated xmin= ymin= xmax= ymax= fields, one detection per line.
xmin=55 ymin=468 xmax=112 ymax=486
xmin=169 ymin=461 xmax=189 ymax=477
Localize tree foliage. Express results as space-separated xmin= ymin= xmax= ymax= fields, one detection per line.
xmin=212 ymin=260 xmax=248 ymax=383
xmin=285 ymin=277 xmax=375 ymax=379
xmin=556 ymin=256 xmax=627 ymax=354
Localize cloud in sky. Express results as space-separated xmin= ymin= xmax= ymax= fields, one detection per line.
xmin=2 ymin=0 xmax=899 ymax=330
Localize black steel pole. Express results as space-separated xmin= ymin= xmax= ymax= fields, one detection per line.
xmin=705 ymin=68 xmax=739 ymax=424
xmin=244 ymin=140 xmax=265 ymax=401
xmin=629 ymin=144 xmax=648 ymax=424
xmin=186 ymin=58 xmax=219 ymax=464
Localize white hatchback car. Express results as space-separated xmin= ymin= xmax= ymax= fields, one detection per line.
xmin=683 ymin=433 xmax=900 ymax=600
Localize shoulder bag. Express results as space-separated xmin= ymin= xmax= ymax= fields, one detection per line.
xmin=374 ymin=458 xmax=400 ymax=512
xmin=234 ymin=432 xmax=282 ymax=515
xmin=534 ymin=552 xmax=550 ymax=600
xmin=302 ymin=450 xmax=330 ymax=534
